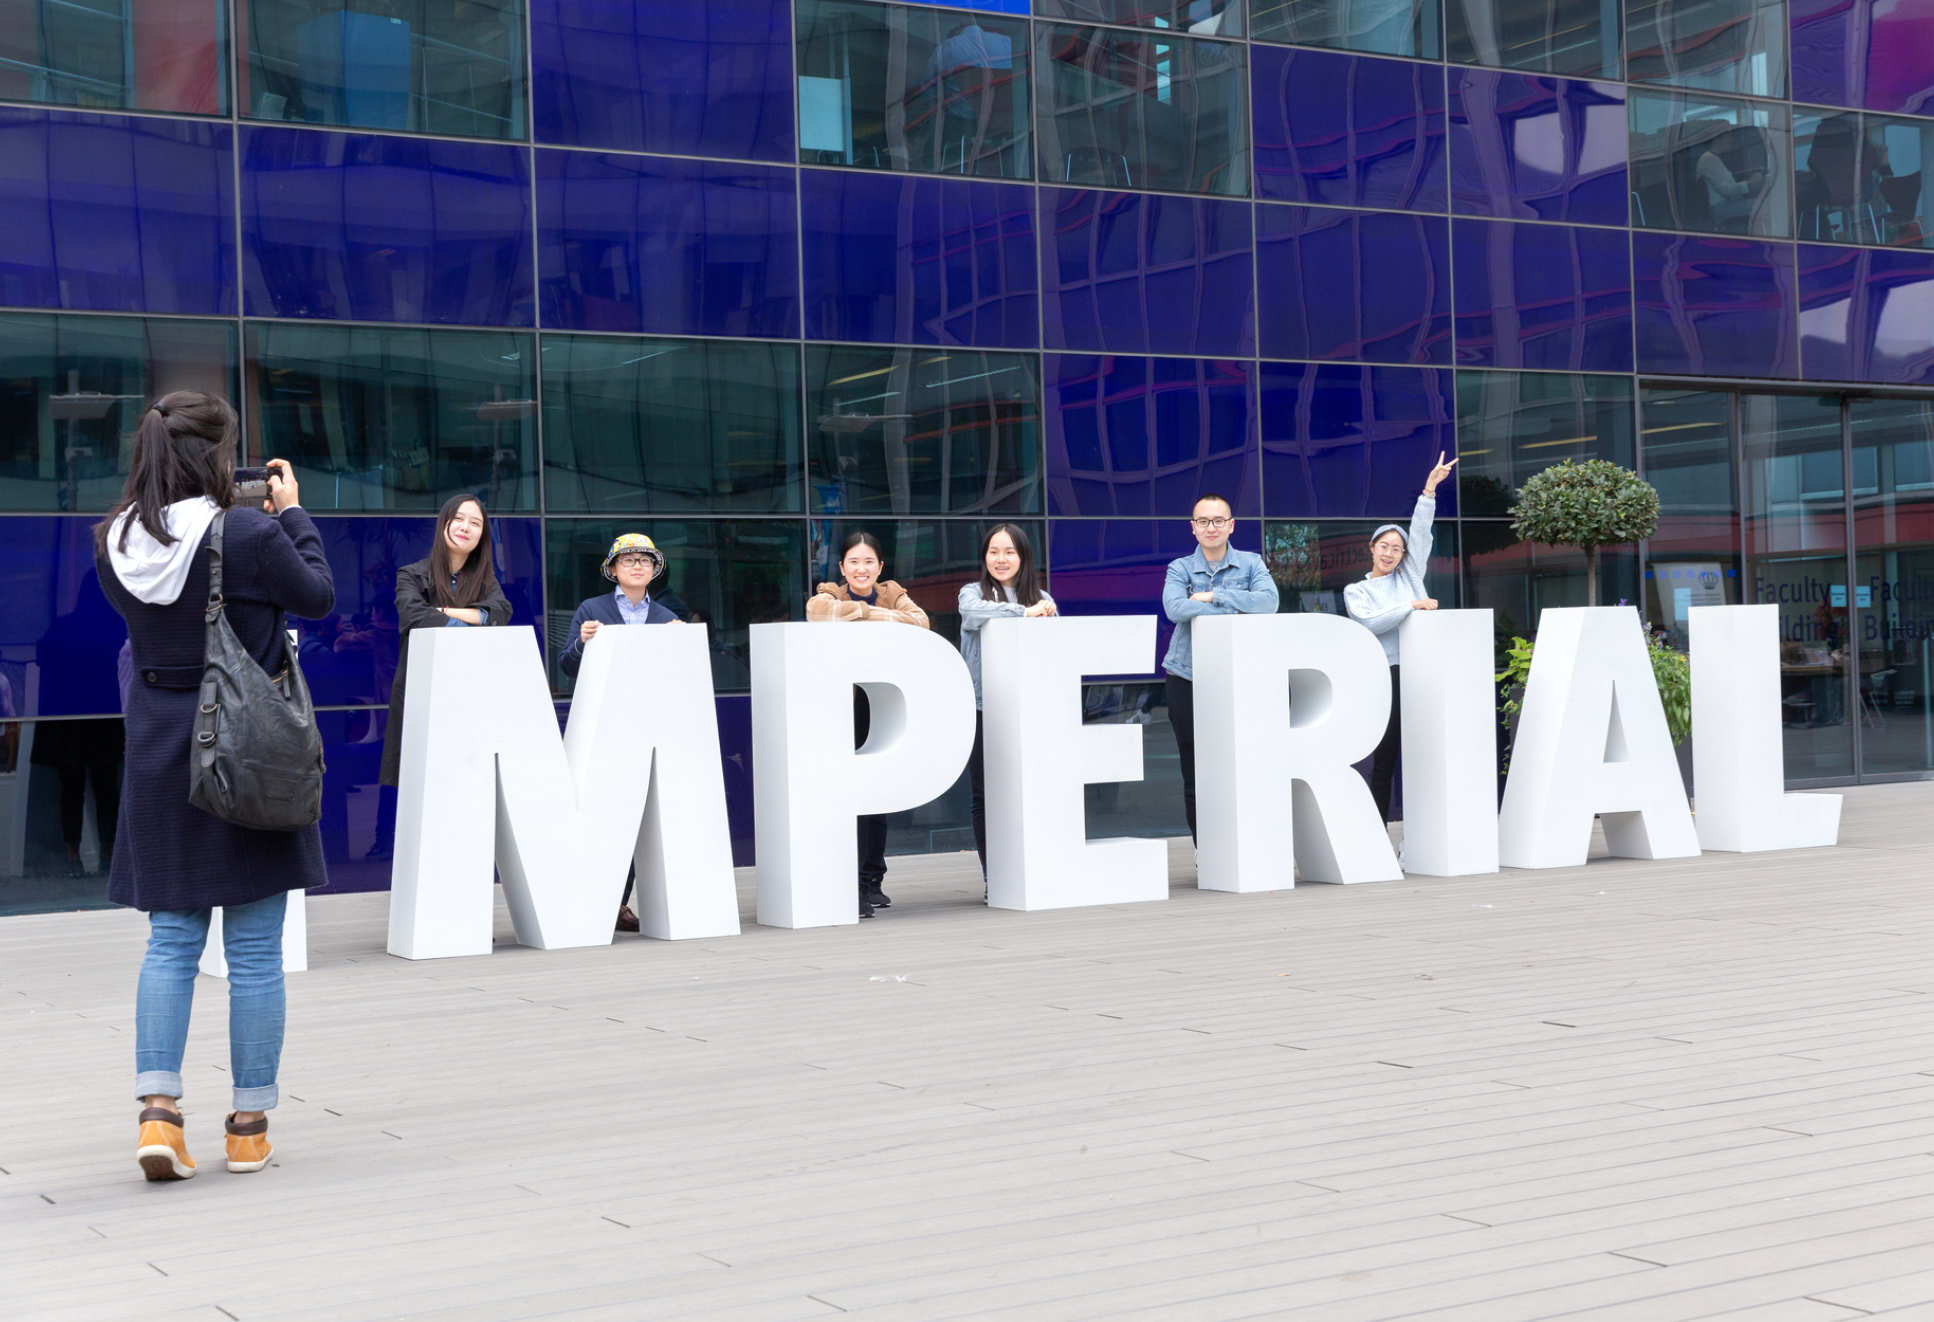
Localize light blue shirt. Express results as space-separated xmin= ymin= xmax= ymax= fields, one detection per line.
xmin=957 ymin=581 xmax=1057 ymax=710
xmin=1160 ymin=546 xmax=1279 ymax=680
xmin=613 ymin=587 xmax=656 ymax=627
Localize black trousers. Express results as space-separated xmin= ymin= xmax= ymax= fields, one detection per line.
xmin=968 ymin=711 xmax=987 ymax=876
xmin=1166 ymin=673 xmax=1197 ymax=841
xmin=855 ymin=688 xmax=887 ymax=891
xmin=1369 ymin=664 xmax=1402 ymax=824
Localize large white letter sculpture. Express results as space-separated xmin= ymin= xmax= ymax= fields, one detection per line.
xmin=1690 ymin=604 xmax=1841 ymax=851
xmin=980 ymin=615 xmax=1166 ymax=909
xmin=1499 ymin=606 xmax=1700 ymax=868
xmin=1192 ymin=613 xmax=1400 ymax=890
xmin=200 ymin=891 xmax=308 ymax=977
xmin=388 ymin=625 xmax=739 ymax=959
xmin=1398 ymin=609 xmax=1500 ymax=877
xmin=751 ymin=621 xmax=975 ymax=928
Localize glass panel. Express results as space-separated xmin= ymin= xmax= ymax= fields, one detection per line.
xmin=1252 ymin=47 xmax=1449 ymax=213
xmin=1038 ymin=189 xmax=1256 ymax=355
xmin=1798 ymin=245 xmax=1934 ymax=386
xmin=1250 ymin=0 xmax=1441 ymax=59
xmin=1451 ymin=218 xmax=1635 ymax=372
xmin=1454 ymin=368 xmax=1634 ymax=520
xmin=1081 ymin=681 xmax=1187 ymax=839
xmin=1466 ymin=531 xmax=1640 ymax=634
xmin=0 ymin=313 xmax=237 ymax=514
xmin=0 ymin=717 xmax=124 ymax=912
xmin=1624 ymin=0 xmax=1786 ymax=98
xmin=241 ymin=127 xmax=535 ymax=328
xmin=530 ymin=0 xmax=795 ymax=160
xmin=542 ymin=335 xmax=802 ymax=515
xmin=244 ymin=323 xmax=538 ymax=513
xmin=1047 ymin=517 xmax=1193 ymax=672
xmin=0 ymin=0 xmax=226 ymax=114
xmin=0 ymin=517 xmax=126 ymax=720
xmin=1740 ymin=392 xmax=1853 ymax=778
xmin=0 ymin=109 xmax=237 ymax=317
xmin=1039 ymin=0 xmax=1245 ymax=33
xmin=807 ymin=347 xmax=1043 ymax=516
xmin=1258 ymin=362 xmax=1455 ymax=518
xmin=535 ymin=150 xmax=801 ymax=339
xmin=241 ymin=0 xmax=527 ymax=139
xmin=1633 ymin=232 xmax=1799 ymax=378
xmin=1254 ymin=203 xmax=1452 ymax=364
xmin=1794 ymin=110 xmax=1934 ymax=251
xmin=799 ymin=170 xmax=1040 ymax=348
xmin=1628 ymin=89 xmax=1791 ymax=238
xmin=795 ymin=0 xmax=1032 ymax=179
xmin=1791 ymin=0 xmax=1934 ymax=118
xmin=1034 ymin=23 xmax=1249 ymax=197
xmin=546 ymin=518 xmax=807 ymax=694
xmin=1445 ymin=0 xmax=1619 ymax=78
xmin=1045 ymin=354 xmax=1257 ymax=516
xmin=1448 ymin=71 xmax=1629 ymax=225
xmin=1638 ymin=387 xmax=1740 ymax=648
xmin=1850 ymin=396 xmax=1934 ymax=775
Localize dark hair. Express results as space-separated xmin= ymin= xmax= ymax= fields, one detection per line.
xmin=977 ymin=522 xmax=1042 ymax=608
xmin=429 ymin=492 xmax=494 ymax=607
xmin=94 ymin=391 xmax=239 ymax=556
xmin=840 ymin=530 xmax=883 ymax=559
xmin=1192 ymin=492 xmax=1234 ymax=517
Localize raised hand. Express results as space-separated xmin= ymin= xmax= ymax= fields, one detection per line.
xmin=1424 ymin=451 xmax=1458 ymax=496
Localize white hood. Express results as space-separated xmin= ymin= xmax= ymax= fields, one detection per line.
xmin=106 ymin=497 xmax=220 ymax=605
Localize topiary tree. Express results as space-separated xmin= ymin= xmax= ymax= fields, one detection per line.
xmin=1509 ymin=460 xmax=1661 ymax=606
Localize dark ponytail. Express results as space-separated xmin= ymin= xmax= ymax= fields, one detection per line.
xmin=93 ymin=391 xmax=239 ymax=556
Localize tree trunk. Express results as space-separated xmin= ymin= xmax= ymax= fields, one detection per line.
xmin=1584 ymin=546 xmax=1599 ymax=607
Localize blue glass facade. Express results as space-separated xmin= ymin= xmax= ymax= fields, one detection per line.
xmin=4 ymin=0 xmax=1934 ymax=913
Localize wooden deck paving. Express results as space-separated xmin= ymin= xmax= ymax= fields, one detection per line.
xmin=4 ymin=782 xmax=1934 ymax=1322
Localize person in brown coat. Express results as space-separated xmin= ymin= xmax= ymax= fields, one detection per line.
xmin=807 ymin=531 xmax=929 ymax=917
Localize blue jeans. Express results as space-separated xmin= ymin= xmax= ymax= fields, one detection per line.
xmin=134 ymin=891 xmax=287 ymax=1111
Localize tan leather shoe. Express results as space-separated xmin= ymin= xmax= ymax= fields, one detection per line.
xmin=136 ymin=1106 xmax=196 ymax=1181
xmin=224 ymin=1113 xmax=273 ymax=1173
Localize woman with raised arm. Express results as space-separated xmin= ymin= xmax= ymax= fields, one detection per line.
xmin=807 ymin=531 xmax=929 ymax=918
xmin=1344 ymin=452 xmax=1458 ymax=825
xmin=96 ymin=391 xmax=335 ymax=1182
xmin=379 ymin=493 xmax=513 ymax=791
xmin=956 ymin=523 xmax=1055 ymax=888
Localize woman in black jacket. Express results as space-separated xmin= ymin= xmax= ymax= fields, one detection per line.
xmin=378 ymin=493 xmax=513 ymax=788
xmin=96 ymin=391 xmax=335 ymax=1182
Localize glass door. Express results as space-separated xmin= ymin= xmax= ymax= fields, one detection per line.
xmin=1849 ymin=397 xmax=1934 ymax=777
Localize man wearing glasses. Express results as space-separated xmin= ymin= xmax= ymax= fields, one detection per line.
xmin=560 ymin=533 xmax=679 ymax=933
xmin=1160 ymin=494 xmax=1279 ymax=844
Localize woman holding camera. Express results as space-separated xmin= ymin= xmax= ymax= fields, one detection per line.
xmin=96 ymin=391 xmax=335 ymax=1182
xmin=379 ymin=493 xmax=513 ymax=790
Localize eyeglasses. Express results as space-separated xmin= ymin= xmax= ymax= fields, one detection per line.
xmin=1190 ymin=516 xmax=1232 ymax=530
xmin=614 ymin=554 xmax=653 ymax=568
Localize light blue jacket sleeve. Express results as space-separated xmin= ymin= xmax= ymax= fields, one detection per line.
xmin=1163 ymin=559 xmax=1218 ymax=622
xmin=958 ymin=581 xmax=1028 ymax=630
xmin=1345 ymin=582 xmax=1412 ymax=636
xmin=1405 ymin=493 xmax=1437 ymax=577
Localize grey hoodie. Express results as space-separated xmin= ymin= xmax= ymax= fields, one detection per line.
xmin=1342 ymin=493 xmax=1435 ymax=666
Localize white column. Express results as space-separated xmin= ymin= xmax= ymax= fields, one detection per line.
xmin=1398 ymin=608 xmax=1500 ymax=877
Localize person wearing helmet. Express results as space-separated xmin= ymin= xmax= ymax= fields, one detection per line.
xmin=560 ymin=533 xmax=679 ymax=932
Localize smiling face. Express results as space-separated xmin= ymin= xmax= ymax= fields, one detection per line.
xmin=1369 ymin=529 xmax=1406 ymax=577
xmin=613 ymin=552 xmax=656 ymax=595
xmin=443 ymin=500 xmax=485 ymax=565
xmin=841 ymin=543 xmax=883 ymax=595
xmin=1190 ymin=497 xmax=1233 ymax=554
xmin=984 ymin=529 xmax=1021 ymax=585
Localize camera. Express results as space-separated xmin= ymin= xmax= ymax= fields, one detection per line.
xmin=234 ymin=466 xmax=271 ymax=503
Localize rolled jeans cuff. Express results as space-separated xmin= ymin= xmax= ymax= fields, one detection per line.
xmin=232 ymin=1082 xmax=279 ymax=1112
xmin=134 ymin=1070 xmax=184 ymax=1102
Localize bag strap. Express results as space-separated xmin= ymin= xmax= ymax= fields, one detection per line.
xmin=205 ymin=508 xmax=226 ymax=608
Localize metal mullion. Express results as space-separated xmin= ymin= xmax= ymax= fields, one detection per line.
xmin=1842 ymin=393 xmax=1862 ymax=779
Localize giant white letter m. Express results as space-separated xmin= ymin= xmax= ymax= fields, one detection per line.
xmin=387 ymin=625 xmax=740 ymax=959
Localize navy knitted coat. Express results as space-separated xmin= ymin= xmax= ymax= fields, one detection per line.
xmin=97 ymin=506 xmax=336 ymax=912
